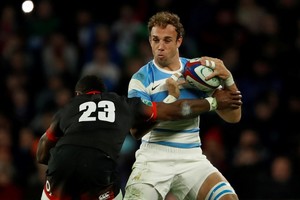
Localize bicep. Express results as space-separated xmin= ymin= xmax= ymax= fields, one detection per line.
xmin=130 ymin=102 xmax=158 ymax=140
xmin=130 ymin=120 xmax=158 ymax=140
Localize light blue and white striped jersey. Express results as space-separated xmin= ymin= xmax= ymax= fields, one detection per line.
xmin=128 ymin=57 xmax=208 ymax=148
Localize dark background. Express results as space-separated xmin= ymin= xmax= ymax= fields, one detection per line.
xmin=0 ymin=0 xmax=300 ymax=199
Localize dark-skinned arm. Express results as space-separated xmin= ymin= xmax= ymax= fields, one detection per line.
xmin=130 ymin=73 xmax=182 ymax=140
xmin=215 ymin=83 xmax=242 ymax=123
xmin=36 ymin=122 xmax=60 ymax=165
xmin=131 ymin=88 xmax=242 ymax=140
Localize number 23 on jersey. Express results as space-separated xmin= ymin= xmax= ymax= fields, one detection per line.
xmin=78 ymin=101 xmax=116 ymax=123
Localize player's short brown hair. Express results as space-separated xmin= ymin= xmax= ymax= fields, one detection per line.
xmin=147 ymin=11 xmax=185 ymax=39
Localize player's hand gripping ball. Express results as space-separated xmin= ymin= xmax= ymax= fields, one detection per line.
xmin=183 ymin=58 xmax=221 ymax=92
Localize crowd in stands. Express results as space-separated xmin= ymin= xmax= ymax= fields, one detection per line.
xmin=0 ymin=0 xmax=300 ymax=199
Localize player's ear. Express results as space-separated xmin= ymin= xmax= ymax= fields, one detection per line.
xmin=75 ymin=91 xmax=82 ymax=96
xmin=177 ymin=36 xmax=183 ymax=48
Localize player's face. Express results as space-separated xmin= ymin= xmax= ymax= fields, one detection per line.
xmin=149 ymin=25 xmax=182 ymax=68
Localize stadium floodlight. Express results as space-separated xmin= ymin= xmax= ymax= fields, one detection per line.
xmin=22 ymin=0 xmax=34 ymax=13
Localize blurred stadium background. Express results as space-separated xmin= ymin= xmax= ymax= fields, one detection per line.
xmin=0 ymin=0 xmax=300 ymax=199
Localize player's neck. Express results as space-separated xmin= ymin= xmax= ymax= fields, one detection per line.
xmin=155 ymin=58 xmax=181 ymax=71
xmin=161 ymin=65 xmax=180 ymax=71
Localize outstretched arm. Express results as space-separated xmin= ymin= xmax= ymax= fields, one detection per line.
xmin=131 ymin=74 xmax=242 ymax=140
xmin=131 ymin=90 xmax=242 ymax=140
xmin=155 ymin=89 xmax=242 ymax=121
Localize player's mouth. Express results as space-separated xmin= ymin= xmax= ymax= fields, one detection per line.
xmin=157 ymin=54 xmax=165 ymax=59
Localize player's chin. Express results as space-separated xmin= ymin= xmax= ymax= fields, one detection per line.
xmin=156 ymin=56 xmax=168 ymax=66
xmin=157 ymin=55 xmax=166 ymax=61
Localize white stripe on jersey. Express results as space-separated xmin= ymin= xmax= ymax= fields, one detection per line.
xmin=129 ymin=79 xmax=145 ymax=91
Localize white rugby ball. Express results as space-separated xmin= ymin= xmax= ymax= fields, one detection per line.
xmin=183 ymin=58 xmax=221 ymax=92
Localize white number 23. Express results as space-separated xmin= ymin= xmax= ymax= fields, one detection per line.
xmin=79 ymin=101 xmax=115 ymax=122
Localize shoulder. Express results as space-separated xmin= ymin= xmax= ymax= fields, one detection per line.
xmin=103 ymin=92 xmax=138 ymax=104
xmin=107 ymin=94 xmax=144 ymax=109
xmin=130 ymin=60 xmax=155 ymax=87
xmin=102 ymin=92 xmax=121 ymax=101
xmin=180 ymin=57 xmax=190 ymax=66
xmin=132 ymin=60 xmax=155 ymax=78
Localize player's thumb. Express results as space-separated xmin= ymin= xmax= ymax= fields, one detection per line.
xmin=205 ymin=72 xmax=217 ymax=81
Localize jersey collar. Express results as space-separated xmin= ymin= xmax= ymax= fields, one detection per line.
xmin=86 ymin=90 xmax=101 ymax=95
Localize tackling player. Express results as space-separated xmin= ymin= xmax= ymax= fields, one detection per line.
xmin=36 ymin=75 xmax=241 ymax=200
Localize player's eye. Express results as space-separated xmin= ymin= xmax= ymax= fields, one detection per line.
xmin=164 ymin=38 xmax=172 ymax=43
xmin=152 ymin=38 xmax=159 ymax=43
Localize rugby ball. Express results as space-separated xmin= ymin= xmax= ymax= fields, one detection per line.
xmin=183 ymin=58 xmax=221 ymax=92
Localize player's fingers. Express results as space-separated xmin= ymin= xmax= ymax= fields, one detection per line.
xmin=200 ymin=56 xmax=218 ymax=65
xmin=166 ymin=78 xmax=175 ymax=84
xmin=232 ymin=94 xmax=242 ymax=100
xmin=230 ymin=91 xmax=242 ymax=100
xmin=231 ymin=97 xmax=242 ymax=102
xmin=233 ymin=99 xmax=243 ymax=105
xmin=205 ymin=60 xmax=216 ymax=69
xmin=176 ymin=72 xmax=183 ymax=77
xmin=205 ymin=71 xmax=218 ymax=81
xmin=170 ymin=73 xmax=181 ymax=81
xmin=230 ymin=97 xmax=243 ymax=106
xmin=230 ymin=90 xmax=241 ymax=95
xmin=200 ymin=56 xmax=215 ymax=61
xmin=177 ymin=79 xmax=186 ymax=86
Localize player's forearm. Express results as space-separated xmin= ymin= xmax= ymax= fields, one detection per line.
xmin=36 ymin=133 xmax=56 ymax=165
xmin=157 ymin=91 xmax=242 ymax=121
xmin=184 ymin=97 xmax=242 ymax=122
xmin=179 ymin=99 xmax=211 ymax=118
xmin=156 ymin=99 xmax=210 ymax=120
xmin=216 ymin=107 xmax=241 ymax=123
xmin=224 ymin=82 xmax=239 ymax=92
xmin=130 ymin=121 xmax=158 ymax=140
